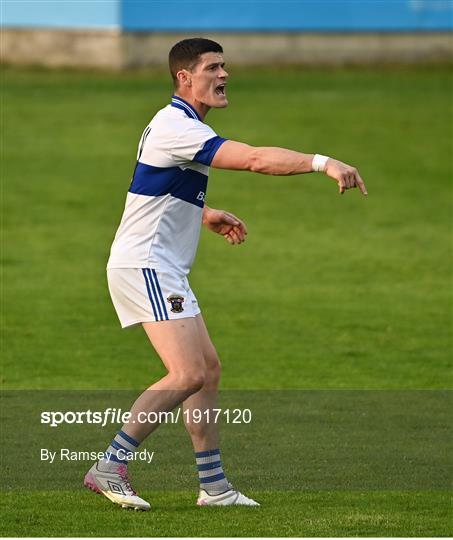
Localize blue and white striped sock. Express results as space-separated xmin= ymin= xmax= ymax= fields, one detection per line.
xmin=195 ymin=448 xmax=230 ymax=495
xmin=99 ymin=430 xmax=139 ymax=470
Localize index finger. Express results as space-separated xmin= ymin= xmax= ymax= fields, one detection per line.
xmin=355 ymin=171 xmax=368 ymax=196
xmin=222 ymin=212 xmax=240 ymax=225
xmin=225 ymin=212 xmax=247 ymax=232
xmin=231 ymin=215 xmax=248 ymax=235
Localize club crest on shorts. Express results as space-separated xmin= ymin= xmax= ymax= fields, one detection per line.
xmin=167 ymin=294 xmax=185 ymax=313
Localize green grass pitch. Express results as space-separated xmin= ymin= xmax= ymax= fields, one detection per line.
xmin=2 ymin=65 xmax=452 ymax=536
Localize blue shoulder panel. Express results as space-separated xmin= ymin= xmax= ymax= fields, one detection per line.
xmin=193 ymin=136 xmax=227 ymax=166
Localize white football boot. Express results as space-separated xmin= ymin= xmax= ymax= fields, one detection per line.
xmin=84 ymin=462 xmax=151 ymax=511
xmin=197 ymin=484 xmax=260 ymax=506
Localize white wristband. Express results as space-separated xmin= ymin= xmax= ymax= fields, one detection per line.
xmin=312 ymin=154 xmax=330 ymax=172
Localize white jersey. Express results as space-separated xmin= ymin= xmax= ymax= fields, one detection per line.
xmin=107 ymin=96 xmax=226 ymax=276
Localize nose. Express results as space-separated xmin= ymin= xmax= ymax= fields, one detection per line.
xmin=220 ymin=66 xmax=228 ymax=78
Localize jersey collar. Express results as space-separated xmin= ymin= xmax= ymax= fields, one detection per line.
xmin=171 ymin=95 xmax=201 ymax=121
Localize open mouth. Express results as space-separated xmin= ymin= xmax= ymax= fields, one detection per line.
xmin=215 ymin=84 xmax=226 ymax=96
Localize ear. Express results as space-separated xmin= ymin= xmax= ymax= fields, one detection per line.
xmin=176 ymin=69 xmax=192 ymax=87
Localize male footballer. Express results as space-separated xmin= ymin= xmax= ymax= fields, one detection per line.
xmin=84 ymin=38 xmax=367 ymax=510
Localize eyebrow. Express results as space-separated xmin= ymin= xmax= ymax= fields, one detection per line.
xmin=205 ymin=62 xmax=225 ymax=69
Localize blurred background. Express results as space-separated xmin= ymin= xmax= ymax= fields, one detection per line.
xmin=2 ymin=0 xmax=452 ymax=67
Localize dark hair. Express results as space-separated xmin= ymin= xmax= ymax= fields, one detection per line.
xmin=169 ymin=38 xmax=223 ymax=87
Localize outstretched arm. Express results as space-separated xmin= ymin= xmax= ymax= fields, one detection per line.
xmin=202 ymin=205 xmax=247 ymax=245
xmin=211 ymin=140 xmax=368 ymax=196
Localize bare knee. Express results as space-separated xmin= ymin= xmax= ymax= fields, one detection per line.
xmin=168 ymin=365 xmax=206 ymax=393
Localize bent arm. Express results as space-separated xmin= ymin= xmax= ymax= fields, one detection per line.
xmin=212 ymin=140 xmax=367 ymax=195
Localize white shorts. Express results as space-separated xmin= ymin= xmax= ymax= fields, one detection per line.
xmin=107 ymin=268 xmax=201 ymax=328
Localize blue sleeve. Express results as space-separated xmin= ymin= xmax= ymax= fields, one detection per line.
xmin=193 ymin=136 xmax=228 ymax=166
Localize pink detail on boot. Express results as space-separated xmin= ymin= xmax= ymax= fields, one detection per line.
xmin=84 ymin=471 xmax=102 ymax=494
xmin=117 ymin=464 xmax=137 ymax=496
